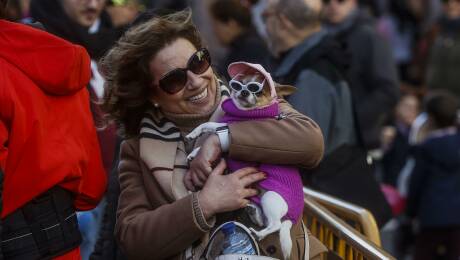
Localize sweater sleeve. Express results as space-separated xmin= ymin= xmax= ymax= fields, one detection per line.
xmin=115 ymin=140 xmax=211 ymax=260
xmin=228 ymin=99 xmax=324 ymax=169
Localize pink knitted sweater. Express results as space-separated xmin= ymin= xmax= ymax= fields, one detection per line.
xmin=219 ymin=99 xmax=304 ymax=223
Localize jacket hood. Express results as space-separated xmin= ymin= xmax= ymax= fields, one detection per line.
xmin=0 ymin=20 xmax=91 ymax=95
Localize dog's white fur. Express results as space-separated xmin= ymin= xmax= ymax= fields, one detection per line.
xmin=186 ymin=77 xmax=297 ymax=259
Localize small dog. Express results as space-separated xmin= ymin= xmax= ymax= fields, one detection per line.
xmin=186 ymin=62 xmax=304 ymax=260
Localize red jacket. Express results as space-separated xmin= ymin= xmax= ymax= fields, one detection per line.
xmin=0 ymin=20 xmax=107 ymax=219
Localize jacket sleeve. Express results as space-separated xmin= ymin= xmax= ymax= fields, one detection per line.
xmin=70 ymin=89 xmax=108 ymax=211
xmin=406 ymin=146 xmax=428 ymax=218
xmin=228 ymin=99 xmax=324 ymax=169
xmin=115 ymin=140 xmax=211 ymax=260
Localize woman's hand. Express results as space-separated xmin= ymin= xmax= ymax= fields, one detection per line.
xmin=197 ymin=160 xmax=266 ymax=219
xmin=187 ymin=134 xmax=222 ymax=189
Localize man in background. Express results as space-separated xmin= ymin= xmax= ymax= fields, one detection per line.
xmin=323 ymin=0 xmax=400 ymax=151
xmin=258 ymin=0 xmax=392 ymax=227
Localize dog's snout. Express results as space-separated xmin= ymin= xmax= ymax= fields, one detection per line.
xmin=241 ymin=90 xmax=250 ymax=97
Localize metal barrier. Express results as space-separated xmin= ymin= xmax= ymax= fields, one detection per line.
xmin=303 ymin=187 xmax=381 ymax=246
xmin=303 ymin=192 xmax=395 ymax=260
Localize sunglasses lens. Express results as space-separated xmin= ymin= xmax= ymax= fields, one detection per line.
xmin=247 ymin=83 xmax=262 ymax=93
xmin=230 ymin=81 xmax=242 ymax=91
xmin=189 ymin=49 xmax=211 ymax=75
xmin=159 ymin=69 xmax=187 ymax=94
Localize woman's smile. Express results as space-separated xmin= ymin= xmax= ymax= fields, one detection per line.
xmin=187 ymin=87 xmax=208 ymax=103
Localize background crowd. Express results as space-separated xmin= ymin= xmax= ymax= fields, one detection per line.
xmin=2 ymin=0 xmax=460 ymax=259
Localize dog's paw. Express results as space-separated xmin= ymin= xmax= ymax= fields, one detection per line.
xmin=187 ymin=147 xmax=201 ymax=161
xmin=249 ymin=228 xmax=267 ymax=241
xmin=185 ymin=131 xmax=199 ymax=141
xmin=186 ymin=154 xmax=195 ymax=162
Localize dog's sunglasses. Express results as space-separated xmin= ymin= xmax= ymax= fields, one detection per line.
xmin=229 ymin=78 xmax=266 ymax=94
xmin=158 ymin=48 xmax=211 ymax=94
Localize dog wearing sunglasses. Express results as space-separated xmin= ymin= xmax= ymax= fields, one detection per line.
xmin=186 ymin=62 xmax=304 ymax=260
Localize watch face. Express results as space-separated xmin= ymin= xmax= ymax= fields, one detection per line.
xmin=216 ymin=125 xmax=229 ymax=132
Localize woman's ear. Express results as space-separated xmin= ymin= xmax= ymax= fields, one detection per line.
xmin=275 ymin=82 xmax=296 ymax=97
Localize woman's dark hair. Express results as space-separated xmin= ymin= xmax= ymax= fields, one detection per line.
xmin=101 ymin=9 xmax=203 ymax=137
xmin=424 ymin=90 xmax=460 ymax=128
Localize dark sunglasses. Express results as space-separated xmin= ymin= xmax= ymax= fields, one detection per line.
xmin=323 ymin=0 xmax=346 ymax=4
xmin=158 ymin=48 xmax=211 ymax=94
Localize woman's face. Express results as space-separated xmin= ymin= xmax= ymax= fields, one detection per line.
xmin=149 ymin=38 xmax=217 ymax=114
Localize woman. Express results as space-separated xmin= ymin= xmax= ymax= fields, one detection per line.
xmin=102 ymin=9 xmax=325 ymax=260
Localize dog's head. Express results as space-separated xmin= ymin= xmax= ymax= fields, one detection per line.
xmin=227 ymin=62 xmax=295 ymax=110
xmin=229 ymin=72 xmax=272 ymax=109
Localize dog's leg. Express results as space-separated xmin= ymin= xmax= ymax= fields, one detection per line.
xmin=187 ymin=147 xmax=201 ymax=161
xmin=280 ymin=220 xmax=293 ymax=260
xmin=246 ymin=203 xmax=264 ymax=227
xmin=249 ymin=191 xmax=287 ymax=240
xmin=185 ymin=122 xmax=227 ymax=141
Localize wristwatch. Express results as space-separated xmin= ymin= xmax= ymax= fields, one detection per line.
xmin=215 ymin=125 xmax=230 ymax=153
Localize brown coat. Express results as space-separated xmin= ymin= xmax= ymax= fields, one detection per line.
xmin=116 ymin=101 xmax=327 ymax=259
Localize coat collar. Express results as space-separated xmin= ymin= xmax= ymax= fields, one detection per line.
xmin=273 ymin=29 xmax=328 ymax=78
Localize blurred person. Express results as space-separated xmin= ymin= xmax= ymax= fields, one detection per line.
xmin=425 ymin=0 xmax=460 ymax=98
xmin=209 ymin=0 xmax=270 ymax=78
xmin=381 ymin=94 xmax=421 ymax=186
xmin=0 ymin=1 xmax=107 ymax=259
xmin=379 ymin=94 xmax=420 ymax=260
xmin=406 ymin=91 xmax=460 ymax=260
xmin=101 ymin=9 xmax=327 ymax=260
xmin=3 ymin=0 xmax=20 ymax=20
xmin=323 ymin=0 xmax=400 ymax=152
xmin=377 ymin=0 xmax=422 ymax=85
xmin=259 ymin=0 xmax=392 ymax=227
xmin=106 ymin=0 xmax=140 ymax=27
xmin=377 ymin=0 xmax=442 ymax=93
xmin=30 ymin=0 xmax=124 ymax=258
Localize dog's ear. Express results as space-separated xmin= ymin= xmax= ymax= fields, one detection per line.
xmin=275 ymin=82 xmax=296 ymax=98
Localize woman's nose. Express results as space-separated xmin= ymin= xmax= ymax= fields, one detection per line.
xmin=186 ymin=70 xmax=202 ymax=90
